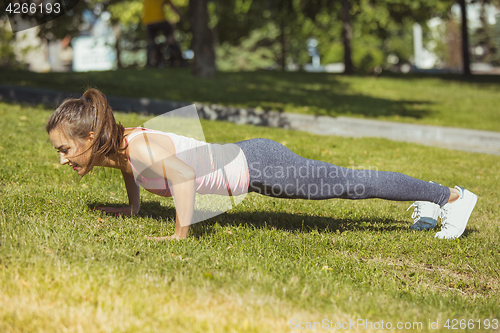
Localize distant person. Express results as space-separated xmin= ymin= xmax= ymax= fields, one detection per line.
xmin=142 ymin=0 xmax=185 ymax=67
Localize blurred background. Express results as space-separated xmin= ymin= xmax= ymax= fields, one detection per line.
xmin=1 ymin=0 xmax=499 ymax=76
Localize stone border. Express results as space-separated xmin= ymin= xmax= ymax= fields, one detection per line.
xmin=0 ymin=84 xmax=291 ymax=128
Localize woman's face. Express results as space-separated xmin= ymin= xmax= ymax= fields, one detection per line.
xmin=49 ymin=127 xmax=94 ymax=176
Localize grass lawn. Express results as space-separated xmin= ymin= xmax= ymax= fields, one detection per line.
xmin=1 ymin=68 xmax=500 ymax=132
xmin=0 ymin=101 xmax=499 ymax=332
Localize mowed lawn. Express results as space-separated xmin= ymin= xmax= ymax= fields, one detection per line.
xmin=1 ymin=68 xmax=500 ymax=132
xmin=0 ymin=102 xmax=499 ymax=332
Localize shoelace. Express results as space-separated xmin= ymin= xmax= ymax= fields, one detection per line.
xmin=439 ymin=205 xmax=451 ymax=230
xmin=406 ymin=202 xmax=421 ymax=222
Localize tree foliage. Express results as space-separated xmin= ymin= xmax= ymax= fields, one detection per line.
xmin=0 ymin=19 xmax=20 ymax=68
xmin=1 ymin=0 xmax=466 ymax=73
xmin=212 ymin=0 xmax=457 ymax=72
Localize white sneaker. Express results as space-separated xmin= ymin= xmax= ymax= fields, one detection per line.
xmin=407 ymin=201 xmax=440 ymax=230
xmin=435 ymin=186 xmax=478 ymax=239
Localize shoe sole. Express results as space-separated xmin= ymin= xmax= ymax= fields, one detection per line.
xmin=435 ymin=188 xmax=478 ymax=239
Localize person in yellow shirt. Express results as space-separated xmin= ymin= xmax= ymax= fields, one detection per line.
xmin=142 ymin=0 xmax=185 ymax=67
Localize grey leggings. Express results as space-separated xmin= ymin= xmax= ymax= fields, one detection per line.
xmin=234 ymin=138 xmax=450 ymax=206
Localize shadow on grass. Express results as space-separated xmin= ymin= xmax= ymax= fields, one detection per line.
xmin=88 ymin=200 xmax=417 ymax=237
xmin=379 ymin=71 xmax=500 ymax=85
xmin=192 ymin=211 xmax=411 ymax=238
xmin=1 ymin=68 xmax=435 ymax=120
xmin=88 ymin=200 xmax=478 ymax=238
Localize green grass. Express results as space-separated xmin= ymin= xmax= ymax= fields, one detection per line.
xmin=0 ymin=102 xmax=499 ymax=332
xmin=1 ymin=68 xmax=500 ymax=132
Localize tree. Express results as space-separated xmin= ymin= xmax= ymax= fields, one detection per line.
xmin=106 ymin=0 xmax=144 ymax=69
xmin=341 ymin=0 xmax=354 ymax=74
xmin=458 ymin=0 xmax=471 ymax=75
xmin=270 ymin=0 xmax=300 ymax=70
xmin=468 ymin=0 xmax=500 ymax=69
xmin=181 ymin=0 xmax=462 ymax=74
xmin=190 ymin=0 xmax=216 ymax=78
xmin=214 ymin=0 xmax=311 ymax=71
xmin=300 ymin=0 xmax=457 ymax=74
xmin=0 ymin=19 xmax=21 ymax=68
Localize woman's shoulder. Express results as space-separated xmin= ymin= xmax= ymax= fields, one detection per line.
xmin=125 ymin=127 xmax=173 ymax=140
xmin=125 ymin=127 xmax=177 ymax=157
xmin=124 ymin=127 xmax=164 ymax=134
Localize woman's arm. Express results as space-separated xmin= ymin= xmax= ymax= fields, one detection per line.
xmin=165 ymin=160 xmax=196 ymax=239
xmin=129 ymin=134 xmax=196 ymax=239
xmin=122 ymin=170 xmax=141 ymax=215
xmin=96 ymin=171 xmax=140 ymax=216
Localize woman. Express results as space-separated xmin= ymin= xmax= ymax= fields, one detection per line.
xmin=47 ymin=88 xmax=477 ymax=240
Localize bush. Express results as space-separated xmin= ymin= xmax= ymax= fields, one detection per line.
xmin=216 ymin=23 xmax=280 ymax=71
xmin=0 ymin=18 xmax=20 ymax=68
xmin=352 ymin=35 xmax=385 ymax=73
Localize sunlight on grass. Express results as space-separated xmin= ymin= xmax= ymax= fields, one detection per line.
xmin=1 ymin=68 xmax=500 ymax=131
xmin=0 ymin=102 xmax=499 ymax=332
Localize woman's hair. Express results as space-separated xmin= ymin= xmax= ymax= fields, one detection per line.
xmin=46 ymin=88 xmax=126 ymax=174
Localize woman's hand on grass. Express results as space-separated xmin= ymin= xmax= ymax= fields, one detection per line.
xmin=146 ymin=234 xmax=185 ymax=241
xmin=95 ymin=206 xmax=138 ymax=216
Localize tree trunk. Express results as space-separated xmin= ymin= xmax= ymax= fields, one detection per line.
xmin=458 ymin=0 xmax=471 ymax=75
xmin=446 ymin=14 xmax=462 ymax=69
xmin=113 ymin=24 xmax=122 ymax=69
xmin=279 ymin=19 xmax=286 ymax=71
xmin=478 ymin=0 xmax=490 ymax=61
xmin=189 ymin=0 xmax=216 ymax=78
xmin=341 ymin=0 xmax=354 ymax=74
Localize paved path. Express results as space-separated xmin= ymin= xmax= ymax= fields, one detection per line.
xmin=284 ymin=113 xmax=500 ymax=155
xmin=1 ymin=84 xmax=499 ymax=155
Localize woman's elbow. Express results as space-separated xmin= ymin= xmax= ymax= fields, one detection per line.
xmin=182 ymin=169 xmax=196 ymax=181
xmin=171 ymin=168 xmax=196 ymax=183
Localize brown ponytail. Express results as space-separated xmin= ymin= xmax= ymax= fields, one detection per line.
xmin=46 ymin=88 xmax=126 ymax=175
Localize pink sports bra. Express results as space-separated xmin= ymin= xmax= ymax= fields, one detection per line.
xmin=125 ymin=128 xmax=249 ymax=197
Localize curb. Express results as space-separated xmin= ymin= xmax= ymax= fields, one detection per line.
xmin=1 ymin=84 xmax=499 ymax=155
